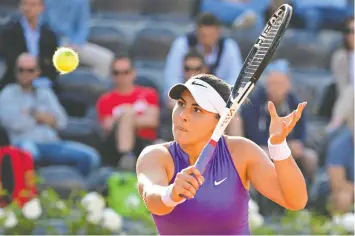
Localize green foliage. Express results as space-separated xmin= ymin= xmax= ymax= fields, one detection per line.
xmin=251 ymin=210 xmax=350 ymax=235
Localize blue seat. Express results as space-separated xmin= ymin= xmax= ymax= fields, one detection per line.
xmin=142 ymin=0 xmax=197 ymax=18
xmin=88 ymin=24 xmax=129 ymax=54
xmin=91 ymin=0 xmax=144 ymax=14
xmin=56 ymin=69 xmax=109 ymax=117
xmin=274 ymin=29 xmax=335 ymax=69
xmin=130 ymin=26 xmax=178 ymax=61
xmin=37 ymin=166 xmax=87 ymax=199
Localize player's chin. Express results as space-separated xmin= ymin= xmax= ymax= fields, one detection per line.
xmin=173 ymin=131 xmax=191 ymax=145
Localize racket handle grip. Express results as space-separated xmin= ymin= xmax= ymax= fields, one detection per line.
xmin=194 ymin=142 xmax=217 ymax=175
xmin=178 ymin=142 xmax=216 ymax=199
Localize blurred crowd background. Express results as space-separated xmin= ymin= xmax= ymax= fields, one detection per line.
xmin=0 ymin=0 xmax=354 ymax=234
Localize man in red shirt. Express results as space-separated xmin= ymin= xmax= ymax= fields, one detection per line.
xmin=96 ymin=56 xmax=160 ymax=170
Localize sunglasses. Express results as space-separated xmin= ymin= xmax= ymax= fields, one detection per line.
xmin=111 ymin=69 xmax=132 ymax=76
xmin=17 ymin=67 xmax=36 ymax=73
xmin=184 ymin=65 xmax=203 ymax=72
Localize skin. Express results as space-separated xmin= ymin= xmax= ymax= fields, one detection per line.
xmin=237 ymin=71 xmax=318 ymax=179
xmin=20 ymin=0 xmax=43 ymax=29
xmin=197 ymin=25 xmax=220 ymax=55
xmin=100 ymin=58 xmax=159 ymax=153
xmin=16 ymin=53 xmax=57 ymax=127
xmin=137 ymin=89 xmax=308 ymax=216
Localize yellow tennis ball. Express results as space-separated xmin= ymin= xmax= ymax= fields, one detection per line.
xmin=52 ymin=47 xmax=79 ymax=74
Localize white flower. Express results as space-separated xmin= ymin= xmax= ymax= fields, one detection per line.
xmin=125 ymin=194 xmax=140 ymax=209
xmin=102 ymin=208 xmax=123 ymax=232
xmin=248 ymin=199 xmax=259 ymax=214
xmin=22 ymin=198 xmax=42 ymax=220
xmin=4 ymin=210 xmax=17 ymax=228
xmin=55 ymin=200 xmax=66 ymax=210
xmin=81 ymin=192 xmax=105 ymax=213
xmin=87 ymin=210 xmax=102 ymax=225
xmin=250 ymin=212 xmax=264 ymax=228
xmin=332 ymin=215 xmax=342 ymax=225
xmin=341 ymin=212 xmax=355 ymax=233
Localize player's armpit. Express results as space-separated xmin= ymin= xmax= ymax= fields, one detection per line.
xmin=136 ymin=144 xmax=175 ymax=216
xmin=242 ymin=138 xmax=307 ymax=211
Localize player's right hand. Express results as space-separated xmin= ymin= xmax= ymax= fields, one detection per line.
xmin=170 ymin=166 xmax=204 ymax=201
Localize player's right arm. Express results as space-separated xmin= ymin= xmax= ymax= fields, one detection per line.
xmin=136 ymin=144 xmax=203 ymax=216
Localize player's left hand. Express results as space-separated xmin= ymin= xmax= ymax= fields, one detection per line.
xmin=267 ymin=101 xmax=307 ymax=145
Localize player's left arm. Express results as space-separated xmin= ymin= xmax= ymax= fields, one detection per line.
xmin=243 ymin=101 xmax=308 ymax=210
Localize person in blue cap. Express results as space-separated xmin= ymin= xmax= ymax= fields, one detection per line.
xmin=238 ymin=59 xmax=318 ymax=182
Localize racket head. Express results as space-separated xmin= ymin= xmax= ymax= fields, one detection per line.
xmin=229 ymin=4 xmax=293 ymax=105
xmin=194 ymin=4 xmax=293 ymax=175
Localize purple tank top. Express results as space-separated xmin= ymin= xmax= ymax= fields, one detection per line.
xmin=152 ymin=136 xmax=250 ymax=235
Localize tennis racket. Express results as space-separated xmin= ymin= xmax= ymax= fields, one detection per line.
xmin=194 ymin=4 xmax=293 ymax=175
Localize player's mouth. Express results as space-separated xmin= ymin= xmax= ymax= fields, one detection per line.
xmin=176 ymin=126 xmax=188 ymax=132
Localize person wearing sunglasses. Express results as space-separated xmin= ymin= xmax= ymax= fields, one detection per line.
xmin=96 ymin=56 xmax=160 ymax=171
xmin=0 ymin=53 xmax=101 ymax=177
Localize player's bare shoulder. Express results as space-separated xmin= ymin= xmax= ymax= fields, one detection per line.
xmin=137 ymin=142 xmax=174 ymax=168
xmin=225 ymin=135 xmax=261 ymax=159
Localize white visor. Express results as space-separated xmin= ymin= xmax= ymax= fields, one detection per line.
xmin=168 ymin=78 xmax=227 ymax=115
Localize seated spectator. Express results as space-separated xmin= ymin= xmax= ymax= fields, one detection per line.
xmin=164 ymin=12 xmax=242 ymax=105
xmin=96 ymin=56 xmax=160 ymax=171
xmin=200 ymin=0 xmax=271 ymax=31
xmin=167 ymin=49 xmax=209 ymax=110
xmin=0 ymin=53 xmax=100 ymax=177
xmin=326 ymin=86 xmax=354 ymax=214
xmin=42 ymin=0 xmax=114 ymax=79
xmin=290 ymin=0 xmax=353 ymax=32
xmin=0 ymin=0 xmax=58 ymax=90
xmin=238 ymin=59 xmax=318 ymax=181
xmin=325 ymin=17 xmax=354 ymax=131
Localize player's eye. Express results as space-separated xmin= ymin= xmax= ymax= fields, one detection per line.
xmin=193 ymin=107 xmax=201 ymax=113
xmin=177 ymin=101 xmax=185 ymax=108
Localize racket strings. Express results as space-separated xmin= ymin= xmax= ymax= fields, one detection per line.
xmin=240 ymin=12 xmax=285 ymax=85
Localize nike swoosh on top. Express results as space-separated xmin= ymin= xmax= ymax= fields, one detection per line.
xmin=192 ymin=81 xmax=207 ymax=88
xmin=214 ymin=177 xmax=227 ymax=186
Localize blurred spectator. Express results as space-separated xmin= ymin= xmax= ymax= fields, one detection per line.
xmin=42 ymin=0 xmax=114 ymax=78
xmin=326 ymin=86 xmax=354 ymax=214
xmin=0 ymin=53 xmax=100 ymax=177
xmin=291 ymin=0 xmax=353 ymax=32
xmin=166 ymin=49 xmax=208 ymax=110
xmin=96 ymin=56 xmax=159 ymax=171
xmin=164 ymin=12 xmax=242 ymax=104
xmin=200 ymin=0 xmax=271 ymax=31
xmin=238 ymin=59 xmax=318 ymax=181
xmin=0 ymin=0 xmax=58 ymax=91
xmin=325 ymin=17 xmax=354 ymax=131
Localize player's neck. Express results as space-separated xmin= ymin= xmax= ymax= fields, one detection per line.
xmin=180 ymin=140 xmax=209 ymax=165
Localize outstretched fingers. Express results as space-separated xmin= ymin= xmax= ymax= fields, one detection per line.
xmin=268 ymin=101 xmax=279 ymax=119
xmin=286 ymin=102 xmax=307 ymax=132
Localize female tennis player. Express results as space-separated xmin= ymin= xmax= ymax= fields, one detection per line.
xmin=136 ymin=74 xmax=308 ymax=235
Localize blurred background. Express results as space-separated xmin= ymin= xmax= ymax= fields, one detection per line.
xmin=0 ymin=0 xmax=354 ymax=234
